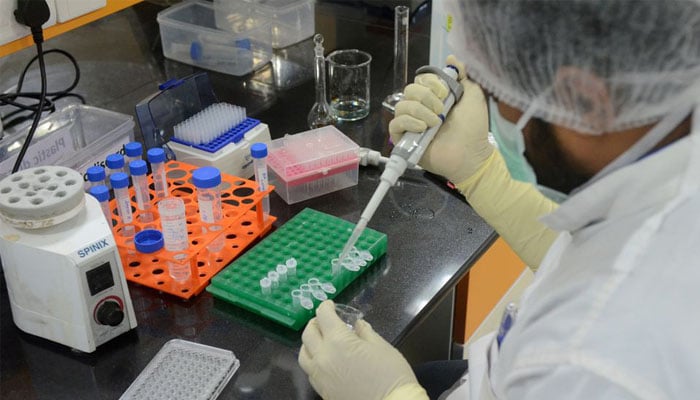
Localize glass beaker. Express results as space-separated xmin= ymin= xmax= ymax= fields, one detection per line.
xmin=327 ymin=49 xmax=372 ymax=121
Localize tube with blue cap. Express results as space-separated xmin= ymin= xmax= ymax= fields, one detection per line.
xmin=337 ymin=63 xmax=464 ymax=262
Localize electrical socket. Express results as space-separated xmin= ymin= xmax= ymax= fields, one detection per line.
xmin=0 ymin=0 xmax=57 ymax=46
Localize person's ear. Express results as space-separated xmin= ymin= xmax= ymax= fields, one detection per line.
xmin=553 ymin=66 xmax=614 ymax=133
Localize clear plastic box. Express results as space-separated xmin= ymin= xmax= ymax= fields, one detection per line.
xmin=215 ymin=0 xmax=314 ymax=49
xmin=0 ymin=104 xmax=135 ymax=180
xmin=157 ymin=1 xmax=272 ymax=76
xmin=267 ymin=125 xmax=360 ymax=204
xmin=120 ymin=339 xmax=240 ymax=400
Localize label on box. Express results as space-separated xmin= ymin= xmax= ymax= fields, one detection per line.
xmin=0 ymin=128 xmax=74 ymax=175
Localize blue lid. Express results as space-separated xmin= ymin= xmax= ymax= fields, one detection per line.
xmin=124 ymin=142 xmax=143 ymax=157
xmin=251 ymin=142 xmax=268 ymax=158
xmin=129 ymin=160 xmax=148 ymax=176
xmin=190 ymin=41 xmax=203 ymax=61
xmin=147 ymin=147 xmax=166 ymax=163
xmin=105 ymin=153 xmax=125 ymax=169
xmin=134 ymin=229 xmax=164 ymax=254
xmin=192 ymin=166 xmax=221 ymax=189
xmin=110 ymin=172 xmax=129 ymax=189
xmin=86 ymin=166 xmax=105 ymax=182
xmin=88 ymin=185 xmax=110 ymax=202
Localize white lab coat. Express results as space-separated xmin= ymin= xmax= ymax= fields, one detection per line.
xmin=447 ymin=116 xmax=700 ymax=399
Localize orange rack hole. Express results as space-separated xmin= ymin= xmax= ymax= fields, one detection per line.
xmin=109 ymin=161 xmax=276 ymax=299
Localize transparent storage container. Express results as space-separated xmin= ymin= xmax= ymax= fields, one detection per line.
xmin=267 ymin=125 xmax=359 ymax=204
xmin=0 ymin=104 xmax=135 ymax=180
xmin=215 ymin=0 xmax=314 ymax=49
xmin=157 ymin=1 xmax=272 ymax=76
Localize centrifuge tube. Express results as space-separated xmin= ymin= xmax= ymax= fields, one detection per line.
xmin=88 ymin=184 xmax=111 ymax=223
xmin=276 ymin=264 xmax=288 ymax=282
xmin=268 ymin=271 xmax=280 ymax=288
xmin=307 ymin=34 xmax=335 ymax=129
xmin=124 ymin=141 xmax=143 ymax=164
xmin=291 ymin=289 xmax=303 ymax=307
xmin=158 ymin=197 xmax=189 ymax=252
xmin=147 ymin=148 xmax=168 ymax=198
xmin=86 ymin=165 xmax=106 ymax=191
xmin=110 ymin=172 xmax=135 ymax=238
xmin=192 ymin=166 xmax=224 ymax=253
xmin=106 ymin=153 xmax=125 ymax=185
xmin=129 ymin=160 xmax=154 ymax=225
xmin=169 ymin=253 xmax=191 ymax=282
xmin=251 ymin=143 xmax=270 ymax=221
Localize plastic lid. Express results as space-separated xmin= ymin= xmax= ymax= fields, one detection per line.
xmin=192 ymin=166 xmax=221 ymax=189
xmin=129 ymin=160 xmax=148 ymax=176
xmin=124 ymin=142 xmax=143 ymax=157
xmin=88 ymin=185 xmax=110 ymax=202
xmin=135 ymin=229 xmax=164 ymax=253
xmin=86 ymin=166 xmax=106 ymax=182
xmin=251 ymin=142 xmax=268 ymax=159
xmin=106 ymin=153 xmax=125 ymax=169
xmin=147 ymin=147 xmax=166 ymax=163
xmin=110 ymin=172 xmax=129 ymax=189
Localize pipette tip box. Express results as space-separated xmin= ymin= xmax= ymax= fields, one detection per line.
xmin=207 ymin=208 xmax=387 ymax=330
xmin=267 ymin=126 xmax=360 ymax=204
xmin=120 ymin=339 xmax=239 ymax=400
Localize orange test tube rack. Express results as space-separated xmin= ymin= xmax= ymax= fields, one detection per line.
xmin=108 ymin=161 xmax=275 ymax=299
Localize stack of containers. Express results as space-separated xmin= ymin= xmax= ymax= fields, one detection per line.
xmin=157 ymin=0 xmax=272 ymax=76
xmin=215 ymin=0 xmax=314 ymax=49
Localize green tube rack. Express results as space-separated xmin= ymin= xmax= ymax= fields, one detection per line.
xmin=207 ymin=208 xmax=387 ymax=330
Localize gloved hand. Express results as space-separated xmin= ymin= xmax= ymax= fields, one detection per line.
xmin=388 ymin=55 xmax=493 ymax=185
xmin=298 ymin=301 xmax=428 ymax=400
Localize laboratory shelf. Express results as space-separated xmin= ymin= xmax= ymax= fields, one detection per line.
xmin=109 ymin=161 xmax=275 ymax=299
xmin=207 ymin=208 xmax=387 ymax=330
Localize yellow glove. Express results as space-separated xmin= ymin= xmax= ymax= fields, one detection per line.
xmin=388 ymin=55 xmax=558 ymax=268
xmin=388 ymin=55 xmax=493 ymax=185
xmin=298 ymin=301 xmax=428 ymax=400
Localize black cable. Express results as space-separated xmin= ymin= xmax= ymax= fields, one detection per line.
xmin=0 ymin=48 xmax=83 ymax=121
xmin=11 ymin=41 xmax=48 ymax=173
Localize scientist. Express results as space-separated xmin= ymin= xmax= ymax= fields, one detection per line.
xmin=298 ymin=0 xmax=700 ymax=399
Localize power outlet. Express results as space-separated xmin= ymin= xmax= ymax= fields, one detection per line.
xmin=53 ymin=0 xmax=105 ymax=23
xmin=0 ymin=0 xmax=58 ymax=46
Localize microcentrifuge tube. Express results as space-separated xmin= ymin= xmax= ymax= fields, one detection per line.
xmin=268 ymin=271 xmax=280 ymax=288
xmin=300 ymin=297 xmax=314 ymax=310
xmin=320 ymin=282 xmax=336 ymax=294
xmin=276 ymin=264 xmax=288 ymax=281
xmin=286 ymin=257 xmax=297 ymax=276
xmin=291 ymin=289 xmax=303 ymax=307
xmin=260 ymin=277 xmax=272 ymax=295
xmin=310 ymin=285 xmax=328 ymax=301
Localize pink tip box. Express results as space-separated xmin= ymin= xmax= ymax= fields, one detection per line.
xmin=267 ymin=126 xmax=360 ymax=204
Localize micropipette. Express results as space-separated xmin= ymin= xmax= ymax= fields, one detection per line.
xmin=338 ymin=64 xmax=464 ymax=262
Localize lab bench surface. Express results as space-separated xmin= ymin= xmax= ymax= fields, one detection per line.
xmin=0 ymin=1 xmax=496 ymax=399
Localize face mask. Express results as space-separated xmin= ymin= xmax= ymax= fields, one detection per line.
xmin=488 ymin=98 xmax=569 ymax=203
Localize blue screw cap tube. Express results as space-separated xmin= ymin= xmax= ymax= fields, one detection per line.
xmin=105 ymin=153 xmax=126 ymax=186
xmin=147 ymin=147 xmax=168 ymax=198
xmin=251 ymin=142 xmax=270 ymax=221
xmin=129 ymin=160 xmax=154 ymax=225
xmin=86 ymin=165 xmax=106 ymax=190
xmin=124 ymin=141 xmax=143 ymax=164
xmin=110 ymin=172 xmax=135 ymax=238
xmin=88 ymin=184 xmax=111 ymax=223
xmin=192 ymin=166 xmax=224 ymax=253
